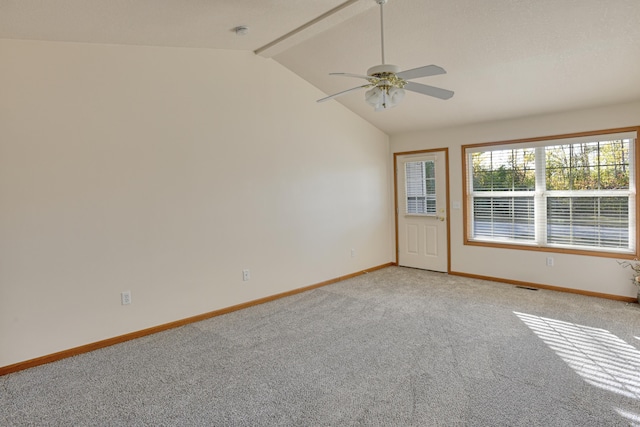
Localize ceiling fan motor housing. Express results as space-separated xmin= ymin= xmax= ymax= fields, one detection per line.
xmin=367 ymin=64 xmax=400 ymax=76
xmin=367 ymin=64 xmax=406 ymax=91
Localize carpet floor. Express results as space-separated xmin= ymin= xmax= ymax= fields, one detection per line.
xmin=1 ymin=266 xmax=639 ymax=426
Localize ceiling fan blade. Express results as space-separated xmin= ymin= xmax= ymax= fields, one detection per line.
xmin=404 ymin=81 xmax=454 ymax=100
xmin=396 ymin=65 xmax=446 ymax=80
xmin=317 ymin=85 xmax=369 ymax=103
xmin=329 ymin=72 xmax=372 ymax=80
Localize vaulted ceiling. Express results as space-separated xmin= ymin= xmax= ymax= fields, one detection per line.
xmin=2 ymin=0 xmax=639 ymax=134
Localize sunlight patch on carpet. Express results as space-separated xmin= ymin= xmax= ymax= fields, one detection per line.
xmin=514 ymin=311 xmax=640 ymax=401
xmin=615 ymin=408 xmax=640 ymax=427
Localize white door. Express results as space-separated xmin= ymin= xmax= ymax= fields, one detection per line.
xmin=396 ymin=151 xmax=448 ymax=272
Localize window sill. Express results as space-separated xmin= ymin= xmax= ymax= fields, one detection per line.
xmin=464 ymin=238 xmax=637 ymax=259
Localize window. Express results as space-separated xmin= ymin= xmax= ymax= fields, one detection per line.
xmin=463 ymin=128 xmax=638 ymax=255
xmin=405 ymin=160 xmax=436 ymax=215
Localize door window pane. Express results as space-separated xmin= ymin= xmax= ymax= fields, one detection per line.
xmin=406 ymin=160 xmax=436 ymax=214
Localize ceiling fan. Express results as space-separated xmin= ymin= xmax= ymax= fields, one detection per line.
xmin=317 ymin=0 xmax=454 ymax=111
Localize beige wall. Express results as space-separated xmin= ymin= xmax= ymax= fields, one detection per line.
xmin=0 ymin=39 xmax=393 ymax=367
xmin=392 ymin=101 xmax=640 ymax=299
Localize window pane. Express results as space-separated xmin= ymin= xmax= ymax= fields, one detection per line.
xmin=473 ymin=197 xmax=535 ymax=241
xmin=547 ymin=196 xmax=629 ymax=249
xmin=545 ymin=140 xmax=630 ymax=191
xmin=546 ymin=166 xmax=568 ymax=191
xmin=405 ymin=160 xmax=436 ymax=214
xmin=600 ymin=164 xmax=630 ymax=189
xmin=473 ymin=170 xmax=493 ymax=191
xmin=424 ymin=160 xmax=435 ymax=179
xmin=426 ymin=197 xmax=436 ymax=213
xmin=471 ymin=149 xmax=535 ymax=191
xmin=572 ymin=167 xmax=597 ymax=190
xmin=514 ymin=169 xmax=535 ymax=191
xmin=407 ymin=197 xmax=420 ymax=213
xmin=491 ymin=168 xmax=514 ymax=191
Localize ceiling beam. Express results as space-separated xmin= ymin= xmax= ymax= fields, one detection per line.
xmin=254 ymin=0 xmax=377 ymax=58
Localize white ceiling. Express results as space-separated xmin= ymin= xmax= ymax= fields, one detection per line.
xmin=2 ymin=0 xmax=640 ymax=134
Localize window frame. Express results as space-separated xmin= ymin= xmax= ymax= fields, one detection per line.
xmin=461 ymin=126 xmax=640 ymax=260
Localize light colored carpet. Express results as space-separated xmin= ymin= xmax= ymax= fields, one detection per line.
xmin=1 ymin=266 xmax=639 ymax=426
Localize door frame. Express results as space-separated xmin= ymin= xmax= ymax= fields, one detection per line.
xmin=393 ymin=148 xmax=452 ymax=272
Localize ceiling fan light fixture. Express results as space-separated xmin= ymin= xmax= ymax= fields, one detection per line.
xmin=365 ymin=86 xmax=405 ymax=110
xmin=388 ymin=87 xmax=405 ymax=104
xmin=365 ymin=87 xmax=384 ymax=107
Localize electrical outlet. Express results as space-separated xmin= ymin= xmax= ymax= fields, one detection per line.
xmin=121 ymin=290 xmax=132 ymax=305
xmin=242 ymin=269 xmax=250 ymax=281
xmin=546 ymin=257 xmax=554 ymax=267
xmin=351 ymin=248 xmax=356 ymax=258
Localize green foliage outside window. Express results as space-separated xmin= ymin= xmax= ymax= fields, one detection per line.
xmin=472 ymin=148 xmax=535 ymax=191
xmin=472 ymin=140 xmax=629 ymax=192
xmin=545 ymin=141 xmax=629 ymax=190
